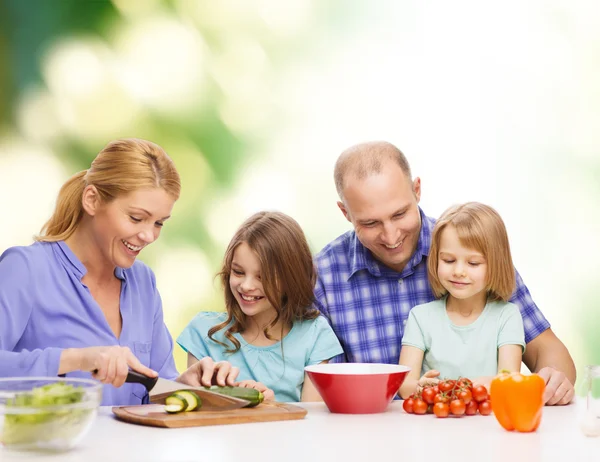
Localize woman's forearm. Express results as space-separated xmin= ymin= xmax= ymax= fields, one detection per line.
xmin=58 ymin=348 xmax=82 ymax=375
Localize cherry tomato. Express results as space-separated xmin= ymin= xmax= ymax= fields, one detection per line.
xmin=432 ymin=385 xmax=440 ymax=395
xmin=478 ymin=400 xmax=492 ymax=416
xmin=450 ymin=399 xmax=466 ymax=416
xmin=413 ymin=399 xmax=427 ymax=415
xmin=457 ymin=378 xmax=473 ymax=389
xmin=434 ymin=393 xmax=449 ymax=404
xmin=433 ymin=402 xmax=449 ymax=418
xmin=465 ymin=400 xmax=478 ymax=416
xmin=438 ymin=380 xmax=454 ymax=393
xmin=422 ymin=387 xmax=436 ymax=404
xmin=472 ymin=385 xmax=488 ymax=403
xmin=402 ymin=398 xmax=414 ymax=414
xmin=457 ymin=389 xmax=472 ymax=404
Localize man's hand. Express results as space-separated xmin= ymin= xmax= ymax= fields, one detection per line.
xmin=177 ymin=356 xmax=240 ymax=387
xmin=537 ymin=366 xmax=574 ymax=405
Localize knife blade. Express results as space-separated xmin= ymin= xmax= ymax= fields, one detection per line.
xmin=125 ymin=370 xmax=250 ymax=411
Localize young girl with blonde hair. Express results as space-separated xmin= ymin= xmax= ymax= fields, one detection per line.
xmin=178 ymin=211 xmax=343 ymax=402
xmin=398 ymin=202 xmax=525 ymax=397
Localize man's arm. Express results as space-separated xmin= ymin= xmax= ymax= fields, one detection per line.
xmin=523 ymin=328 xmax=576 ymax=405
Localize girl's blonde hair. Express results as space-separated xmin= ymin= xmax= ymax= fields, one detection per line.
xmin=209 ymin=211 xmax=319 ymax=353
xmin=37 ymin=138 xmax=180 ymax=242
xmin=428 ymin=202 xmax=516 ymax=302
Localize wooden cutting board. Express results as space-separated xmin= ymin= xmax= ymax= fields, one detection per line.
xmin=112 ymin=402 xmax=307 ymax=428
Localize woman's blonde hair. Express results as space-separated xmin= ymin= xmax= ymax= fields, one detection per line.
xmin=37 ymin=138 xmax=180 ymax=242
xmin=428 ymin=202 xmax=516 ymax=302
xmin=209 ymin=211 xmax=319 ymax=353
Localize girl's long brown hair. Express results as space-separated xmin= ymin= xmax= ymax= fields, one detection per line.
xmin=209 ymin=211 xmax=319 ymax=353
xmin=37 ymin=138 xmax=180 ymax=242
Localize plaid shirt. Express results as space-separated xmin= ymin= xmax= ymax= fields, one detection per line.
xmin=314 ymin=208 xmax=551 ymax=364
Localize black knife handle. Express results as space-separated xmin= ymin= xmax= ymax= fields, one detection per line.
xmin=124 ymin=370 xmax=159 ymax=392
xmin=91 ymin=369 xmax=159 ymax=392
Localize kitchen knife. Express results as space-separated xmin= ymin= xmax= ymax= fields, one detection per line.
xmin=125 ymin=370 xmax=250 ymax=411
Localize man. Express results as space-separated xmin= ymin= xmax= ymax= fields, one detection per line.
xmin=314 ymin=141 xmax=576 ymax=405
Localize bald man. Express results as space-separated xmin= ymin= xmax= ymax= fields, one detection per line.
xmin=314 ymin=141 xmax=576 ymax=405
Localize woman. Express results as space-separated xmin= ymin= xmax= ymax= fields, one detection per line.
xmin=0 ymin=138 xmax=238 ymax=405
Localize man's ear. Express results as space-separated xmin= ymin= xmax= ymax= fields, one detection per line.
xmin=412 ymin=177 xmax=421 ymax=203
xmin=337 ymin=201 xmax=352 ymax=223
xmin=81 ymin=185 xmax=101 ymax=216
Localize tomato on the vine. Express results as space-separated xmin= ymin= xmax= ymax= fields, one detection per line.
xmin=465 ymin=400 xmax=478 ymax=416
xmin=407 ymin=377 xmax=491 ymax=419
xmin=450 ymin=399 xmax=466 ymax=416
xmin=457 ymin=378 xmax=473 ymax=388
xmin=478 ymin=400 xmax=492 ymax=416
xmin=457 ymin=389 xmax=472 ymax=404
xmin=413 ymin=399 xmax=428 ymax=415
xmin=438 ymin=380 xmax=455 ymax=393
xmin=472 ymin=385 xmax=488 ymax=402
xmin=433 ymin=402 xmax=449 ymax=418
xmin=434 ymin=393 xmax=449 ymax=404
xmin=422 ymin=387 xmax=436 ymax=404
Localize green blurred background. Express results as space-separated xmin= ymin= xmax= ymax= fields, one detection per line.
xmin=0 ymin=0 xmax=598 ymax=383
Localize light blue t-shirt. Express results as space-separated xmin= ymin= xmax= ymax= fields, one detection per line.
xmin=177 ymin=312 xmax=343 ymax=402
xmin=0 ymin=242 xmax=179 ymax=406
xmin=401 ymin=297 xmax=525 ymax=379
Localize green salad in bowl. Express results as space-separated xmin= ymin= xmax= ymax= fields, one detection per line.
xmin=0 ymin=378 xmax=102 ymax=452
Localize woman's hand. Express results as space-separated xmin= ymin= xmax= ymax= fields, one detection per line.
xmin=235 ymin=380 xmax=275 ymax=401
xmin=61 ymin=346 xmax=157 ymax=388
xmin=177 ymin=356 xmax=240 ymax=387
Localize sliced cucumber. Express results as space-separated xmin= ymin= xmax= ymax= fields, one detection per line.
xmin=164 ymin=394 xmax=187 ymax=414
xmin=175 ymin=391 xmax=201 ymax=411
xmin=163 ymin=391 xmax=201 ymax=414
xmin=164 ymin=403 xmax=185 ymax=414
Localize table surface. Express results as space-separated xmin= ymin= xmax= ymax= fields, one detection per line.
xmin=1 ymin=400 xmax=598 ymax=462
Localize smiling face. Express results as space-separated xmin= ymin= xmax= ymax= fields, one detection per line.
xmin=436 ymin=224 xmax=488 ymax=303
xmin=229 ymin=241 xmax=277 ymax=326
xmin=86 ymin=187 xmax=175 ymax=269
xmin=338 ymin=162 xmax=422 ymax=273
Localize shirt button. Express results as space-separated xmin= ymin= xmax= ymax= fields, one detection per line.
xmin=398 ymin=279 xmax=403 ymax=285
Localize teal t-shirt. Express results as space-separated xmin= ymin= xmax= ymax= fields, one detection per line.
xmin=177 ymin=312 xmax=343 ymax=402
xmin=401 ymin=297 xmax=525 ymax=379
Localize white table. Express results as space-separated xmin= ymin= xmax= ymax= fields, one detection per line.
xmin=1 ymin=401 xmax=598 ymax=462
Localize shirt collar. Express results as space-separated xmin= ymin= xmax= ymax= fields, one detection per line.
xmin=53 ymin=241 xmax=126 ymax=281
xmin=348 ymin=207 xmax=434 ymax=280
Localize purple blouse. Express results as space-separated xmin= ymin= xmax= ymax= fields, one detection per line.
xmin=0 ymin=241 xmax=178 ymax=405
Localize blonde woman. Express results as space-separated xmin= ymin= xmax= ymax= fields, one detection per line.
xmin=398 ymin=202 xmax=525 ymax=398
xmin=0 ymin=139 xmax=238 ymax=405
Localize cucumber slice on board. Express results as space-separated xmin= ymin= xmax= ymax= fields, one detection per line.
xmin=164 ymin=394 xmax=188 ymax=413
xmin=174 ymin=391 xmax=200 ymax=411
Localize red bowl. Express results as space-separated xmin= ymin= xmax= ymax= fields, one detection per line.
xmin=304 ymin=363 xmax=411 ymax=414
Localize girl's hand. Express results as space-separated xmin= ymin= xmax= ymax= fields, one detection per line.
xmin=417 ymin=369 xmax=440 ymax=390
xmin=62 ymin=346 xmax=157 ymax=388
xmin=177 ymin=357 xmax=240 ymax=387
xmin=235 ymin=380 xmax=275 ymax=401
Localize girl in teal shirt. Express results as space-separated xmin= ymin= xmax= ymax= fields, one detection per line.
xmin=399 ymin=202 xmax=525 ymax=398
xmin=178 ymin=211 xmax=343 ymax=402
